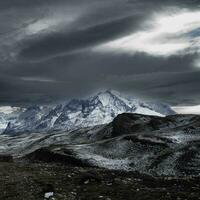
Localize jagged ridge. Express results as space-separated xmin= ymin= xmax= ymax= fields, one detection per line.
xmin=3 ymin=90 xmax=175 ymax=135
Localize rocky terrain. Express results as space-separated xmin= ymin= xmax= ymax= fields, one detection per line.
xmin=1 ymin=113 xmax=200 ymax=176
xmin=1 ymin=113 xmax=200 ymax=199
xmin=0 ymin=162 xmax=200 ymax=200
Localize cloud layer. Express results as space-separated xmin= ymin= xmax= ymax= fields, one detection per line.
xmin=0 ymin=0 xmax=200 ymax=105
xmin=96 ymin=9 xmax=200 ymax=56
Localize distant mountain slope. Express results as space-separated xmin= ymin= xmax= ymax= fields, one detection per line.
xmin=1 ymin=113 xmax=200 ymax=176
xmin=0 ymin=108 xmax=22 ymax=134
xmin=0 ymin=113 xmax=7 ymax=132
xmin=3 ymin=90 xmax=175 ymax=135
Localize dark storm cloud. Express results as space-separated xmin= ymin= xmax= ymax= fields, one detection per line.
xmin=5 ymin=52 xmax=196 ymax=79
xmin=127 ymin=0 xmax=200 ymax=7
xmin=2 ymin=52 xmax=200 ymax=105
xmin=0 ymin=0 xmax=200 ymax=106
xmin=19 ymin=16 xmax=143 ymax=60
xmin=0 ymin=0 xmax=81 ymax=10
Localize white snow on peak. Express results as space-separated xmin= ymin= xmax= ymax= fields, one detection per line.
xmin=96 ymin=91 xmax=114 ymax=107
xmin=1 ymin=90 xmax=175 ymax=134
xmin=135 ymin=107 xmax=164 ymax=117
xmin=94 ymin=90 xmax=133 ymax=108
xmin=0 ymin=106 xmax=20 ymax=114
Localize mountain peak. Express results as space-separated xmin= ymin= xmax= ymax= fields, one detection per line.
xmin=2 ymin=90 xmax=176 ymax=134
xmin=94 ymin=90 xmax=114 ymax=106
xmin=92 ymin=90 xmax=124 ymax=106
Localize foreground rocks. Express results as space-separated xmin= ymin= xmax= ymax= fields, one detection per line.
xmin=0 ymin=154 xmax=13 ymax=162
xmin=24 ymin=148 xmax=90 ymax=167
xmin=0 ymin=161 xmax=200 ymax=200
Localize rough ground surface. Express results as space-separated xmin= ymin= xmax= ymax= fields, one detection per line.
xmin=0 ymin=161 xmax=200 ymax=200
xmin=1 ymin=113 xmax=200 ymax=199
xmin=1 ymin=113 xmax=200 ymax=176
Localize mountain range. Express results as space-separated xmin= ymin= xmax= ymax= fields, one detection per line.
xmin=3 ymin=90 xmax=175 ymax=135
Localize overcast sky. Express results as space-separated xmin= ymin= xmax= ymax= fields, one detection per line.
xmin=0 ymin=0 xmax=200 ymax=106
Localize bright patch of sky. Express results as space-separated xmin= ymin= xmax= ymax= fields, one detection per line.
xmin=172 ymin=105 xmax=200 ymax=115
xmin=194 ymin=58 xmax=200 ymax=68
xmin=25 ymin=13 xmax=78 ymax=35
xmin=21 ymin=76 xmax=56 ymax=83
xmin=95 ymin=8 xmax=200 ymax=57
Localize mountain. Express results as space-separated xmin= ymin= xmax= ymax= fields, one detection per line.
xmin=3 ymin=105 xmax=50 ymax=135
xmin=1 ymin=113 xmax=200 ymax=177
xmin=0 ymin=113 xmax=7 ymax=133
xmin=3 ymin=90 xmax=175 ymax=135
xmin=0 ymin=108 xmax=22 ymax=134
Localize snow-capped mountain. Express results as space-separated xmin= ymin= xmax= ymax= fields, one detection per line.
xmin=0 ymin=107 xmax=22 ymax=134
xmin=3 ymin=90 xmax=175 ymax=134
xmin=0 ymin=113 xmax=7 ymax=133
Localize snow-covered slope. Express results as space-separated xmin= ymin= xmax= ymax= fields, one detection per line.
xmin=0 ymin=108 xmax=22 ymax=134
xmin=53 ymin=90 xmax=168 ymax=131
xmin=0 ymin=114 xmax=7 ymax=133
xmin=3 ymin=90 xmax=175 ymax=134
xmin=1 ymin=113 xmax=200 ymax=176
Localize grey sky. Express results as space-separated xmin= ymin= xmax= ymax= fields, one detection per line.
xmin=0 ymin=0 xmax=200 ymax=106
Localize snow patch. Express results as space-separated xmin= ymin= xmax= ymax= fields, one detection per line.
xmin=44 ymin=192 xmax=54 ymax=199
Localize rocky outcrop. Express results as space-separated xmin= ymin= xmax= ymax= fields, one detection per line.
xmin=24 ymin=148 xmax=91 ymax=167
xmin=1 ymin=113 xmax=200 ymax=176
xmin=59 ymin=113 xmax=200 ymax=176
xmin=0 ymin=154 xmax=13 ymax=162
